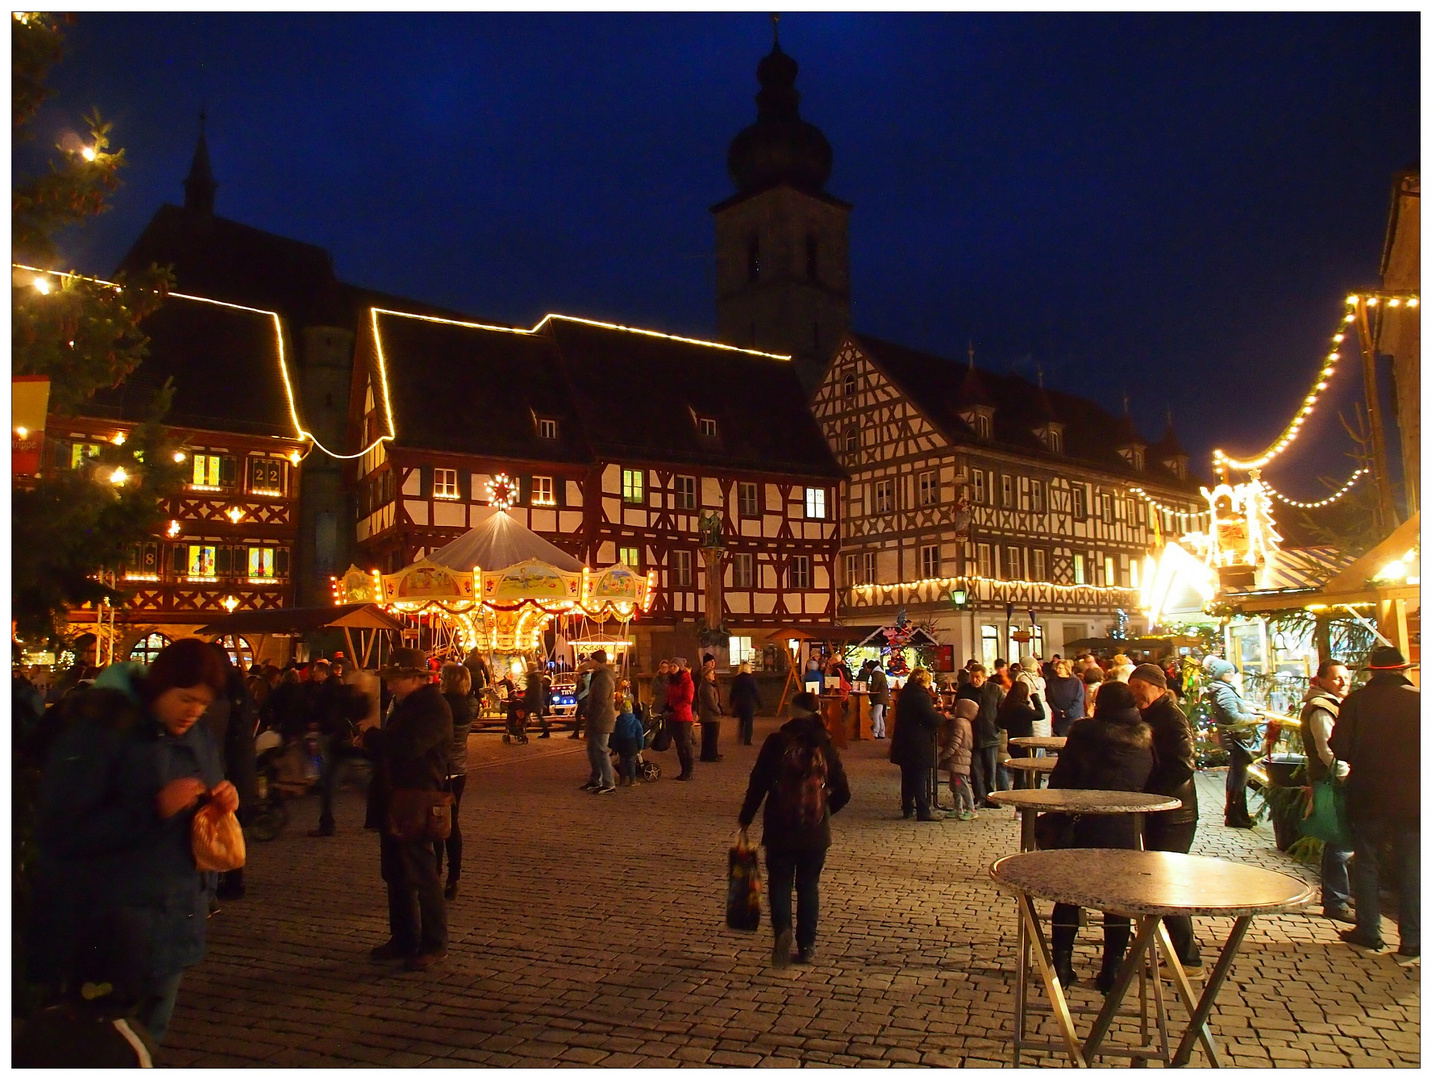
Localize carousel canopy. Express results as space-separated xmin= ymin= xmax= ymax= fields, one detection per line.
xmin=426 ymin=508 xmax=584 ymax=573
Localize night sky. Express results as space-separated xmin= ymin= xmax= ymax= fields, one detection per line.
xmin=28 ymin=12 xmax=1419 ymax=492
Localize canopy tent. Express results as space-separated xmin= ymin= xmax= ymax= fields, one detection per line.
xmin=426 ymin=507 xmax=584 ymax=574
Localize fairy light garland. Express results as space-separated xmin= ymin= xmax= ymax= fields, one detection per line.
xmin=1263 ymin=467 xmax=1369 ymax=509
xmin=1212 ymin=291 xmax=1419 ymax=473
xmin=1128 ymin=487 xmax=1207 ymax=523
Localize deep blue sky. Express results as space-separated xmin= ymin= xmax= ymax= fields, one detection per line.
xmin=29 ymin=12 xmax=1420 ymax=492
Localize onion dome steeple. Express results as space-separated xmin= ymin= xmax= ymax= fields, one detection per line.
xmin=183 ymin=111 xmax=217 ymax=216
xmin=726 ymin=16 xmax=834 ymax=196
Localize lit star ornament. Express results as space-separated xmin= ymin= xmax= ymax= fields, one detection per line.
xmin=486 ymin=473 xmax=515 ymax=512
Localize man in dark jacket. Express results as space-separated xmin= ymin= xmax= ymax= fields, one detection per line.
xmin=1299 ymin=659 xmax=1353 ymax=922
xmin=581 ymin=651 xmax=618 ymax=793
xmin=961 ymin=664 xmax=1003 ymax=806
xmin=1129 ymin=663 xmax=1202 ymax=973
xmin=367 ymin=648 xmax=453 ymax=972
xmin=889 ymin=670 xmax=943 ymax=821
xmin=729 ymin=662 xmax=761 ymax=746
xmin=738 ymin=691 xmax=851 ymax=968
xmin=1329 ymin=646 xmax=1419 ymax=959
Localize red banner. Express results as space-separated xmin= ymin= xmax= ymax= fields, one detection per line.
xmin=13 ymin=375 xmax=50 ymax=476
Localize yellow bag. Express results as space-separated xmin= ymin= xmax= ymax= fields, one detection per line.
xmin=191 ymin=801 xmax=247 ymax=872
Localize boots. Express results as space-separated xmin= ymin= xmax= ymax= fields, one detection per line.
xmin=1052 ymin=949 xmax=1078 ymax=988
xmin=1095 ymin=947 xmax=1127 ymax=994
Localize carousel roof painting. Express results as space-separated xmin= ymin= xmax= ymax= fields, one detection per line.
xmin=426 ymin=507 xmax=585 ymax=574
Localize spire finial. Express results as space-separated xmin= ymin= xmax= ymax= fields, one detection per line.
xmin=771 ymin=12 xmax=780 ymax=47
xmin=184 ymin=111 xmax=217 ymax=216
xmin=1121 ymin=389 xmax=1130 ymax=414
xmin=967 ymin=339 xmax=975 ymax=371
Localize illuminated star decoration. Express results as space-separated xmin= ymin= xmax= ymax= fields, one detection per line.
xmin=486 ymin=473 xmax=515 ymax=512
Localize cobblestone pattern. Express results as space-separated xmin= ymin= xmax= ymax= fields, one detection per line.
xmin=163 ymin=725 xmax=1420 ymax=1067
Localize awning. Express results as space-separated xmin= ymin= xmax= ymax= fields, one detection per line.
xmin=853 ymin=626 xmax=942 ymax=649
xmin=197 ymin=603 xmax=405 ymax=636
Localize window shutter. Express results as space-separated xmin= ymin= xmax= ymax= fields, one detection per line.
xmin=276 ymin=548 xmax=290 ymax=576
xmin=216 ymin=546 xmax=232 ymax=576
xmin=220 ymin=456 xmax=238 ymax=488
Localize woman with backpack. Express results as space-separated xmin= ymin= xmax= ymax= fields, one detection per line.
xmin=737 ymin=691 xmax=851 ymax=968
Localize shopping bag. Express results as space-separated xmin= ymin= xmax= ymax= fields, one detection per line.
xmin=651 ymin=719 xmax=672 ymax=753
xmin=725 ymin=830 xmax=762 ymax=932
xmin=192 ymin=801 xmax=247 ymax=872
xmin=1301 ymin=775 xmax=1351 ymax=848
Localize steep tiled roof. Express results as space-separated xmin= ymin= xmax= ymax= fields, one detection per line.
xmin=849 ymin=332 xmax=1201 ymax=491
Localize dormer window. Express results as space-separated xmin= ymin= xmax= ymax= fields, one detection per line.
xmin=697 ymin=416 xmax=718 ymax=438
xmin=537 ymin=417 xmax=558 ymax=440
xmin=1164 ymin=455 xmax=1188 ymax=480
xmin=1037 ymin=423 xmax=1064 ymax=454
xmin=960 ymin=406 xmax=995 ymax=440
xmin=1120 ymin=446 xmax=1145 ymax=471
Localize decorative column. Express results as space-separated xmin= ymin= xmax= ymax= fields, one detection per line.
xmin=697 ymin=510 xmax=728 ymax=647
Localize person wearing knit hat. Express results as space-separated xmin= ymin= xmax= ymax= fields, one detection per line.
xmin=1205 ymin=657 xmax=1261 ymax=827
xmin=1329 ymin=645 xmax=1420 ymax=959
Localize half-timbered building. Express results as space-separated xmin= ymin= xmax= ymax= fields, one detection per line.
xmin=348 ymin=308 xmax=844 ymax=666
xmin=812 ymin=333 xmax=1207 ymax=666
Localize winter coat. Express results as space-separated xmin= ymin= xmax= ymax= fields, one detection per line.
xmin=365 ymin=684 xmax=453 ymax=830
xmin=1207 ymin=678 xmax=1260 ymax=752
xmin=738 ymin=712 xmax=851 ymax=852
xmin=442 ymin=691 xmax=476 ymax=776
xmin=697 ymin=678 xmax=723 ymax=724
xmin=586 ymin=665 xmax=617 ymax=734
xmin=612 ymin=711 xmax=645 ymax=756
xmin=1141 ymin=692 xmax=1198 ymax=825
xmin=666 ymin=669 xmax=695 ymax=722
xmin=1044 ymin=675 xmax=1087 ymax=734
xmin=1329 ymin=671 xmax=1419 ymax=825
xmin=1298 ymin=687 xmax=1342 ymax=785
xmin=523 ymin=671 xmax=546 ymax=719
xmin=27 ymin=664 xmax=224 ymax=987
xmin=265 ymin=681 xmax=310 ymax=739
xmin=729 ymin=671 xmax=761 ymax=715
xmin=1046 ymin=706 xmax=1155 ymax=849
xmin=202 ymin=670 xmax=259 ymax=818
xmin=940 ymin=709 xmax=974 ymax=776
xmin=867 ymin=668 xmax=891 ymax=707
xmin=889 ymin=683 xmax=941 ymax=770
xmin=997 ymin=695 xmax=1041 ymax=742
xmin=968 ymin=682 xmax=1003 ymax=747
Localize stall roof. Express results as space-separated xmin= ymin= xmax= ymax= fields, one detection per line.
xmin=197 ymin=603 xmax=404 ymax=635
xmin=1235 ymin=514 xmax=1421 ymax=613
xmin=854 ymin=626 xmax=941 ymax=649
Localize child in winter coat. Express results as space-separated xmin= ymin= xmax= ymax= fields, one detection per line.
xmin=942 ymin=699 xmax=978 ymax=820
xmin=611 ymin=687 xmax=645 ymax=787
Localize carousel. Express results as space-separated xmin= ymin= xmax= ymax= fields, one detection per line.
xmin=333 ymin=495 xmax=651 ymax=681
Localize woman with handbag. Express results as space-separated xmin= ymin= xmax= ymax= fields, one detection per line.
xmin=366 ymin=648 xmax=453 ymax=972
xmin=1042 ymin=681 xmax=1155 ymax=993
xmin=27 ymin=638 xmax=233 ymax=1046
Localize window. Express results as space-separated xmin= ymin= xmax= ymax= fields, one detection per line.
xmin=697 ymin=416 xmax=718 ymax=438
xmin=1130 ymin=558 xmax=1141 ymax=589
xmin=730 ymin=635 xmax=756 ymax=669
xmin=976 ymin=543 xmax=993 ymax=578
xmin=842 ymin=424 xmax=859 ymax=453
xmin=846 ymin=551 xmax=876 ymax=586
xmin=975 ymin=413 xmax=993 ymax=439
xmin=433 ymin=468 xmax=459 ymax=500
xmin=187 ymin=544 xmax=217 ymax=579
xmin=248 ymin=457 xmax=286 ymax=495
xmin=192 ymin=454 xmax=223 ymax=488
xmin=918 ymin=471 xmax=938 ymax=506
xmin=841 ymin=373 xmax=856 ymax=398
xmin=738 ymin=482 xmax=760 ymax=518
xmin=128 ymin=632 xmax=171 ymax=664
xmin=1031 ymin=549 xmax=1047 ymax=582
xmin=804 ymin=487 xmax=827 ymax=519
xmin=248 ymin=546 xmax=276 ymax=580
xmin=789 ymin=555 xmax=811 ymax=590
xmin=621 ymin=468 xmax=645 ymax=505
xmin=919 ymin=544 xmax=941 ymax=579
xmin=971 ymin=470 xmax=987 ymax=505
xmin=672 ymin=550 xmax=693 ymax=587
xmin=1048 ymin=428 xmax=1063 ymax=453
xmin=675 ymin=475 xmax=697 ymax=511
xmin=1074 ymin=553 xmax=1087 ymax=585
xmin=1072 ymin=485 xmax=1087 ymax=520
xmin=1128 ymin=448 xmax=1144 ymax=471
xmin=1031 ymin=481 xmax=1045 ymax=513
xmin=734 ymin=552 xmax=754 ymax=588
xmin=618 ymin=545 xmax=641 ymax=568
xmin=1005 ymin=546 xmax=1022 ymax=581
xmin=1100 ymin=493 xmax=1114 ymax=523
xmin=69 ymin=442 xmax=101 ymax=469
xmin=980 ymin=625 xmax=1000 ymax=670
xmin=538 ymin=418 xmax=558 ymax=439
xmin=532 ymin=476 xmax=555 ymax=506
xmin=874 ymin=479 xmax=894 ymax=514
xmin=1000 ymin=475 xmax=1014 ymax=508
xmin=215 ymin=635 xmax=254 ymax=671
xmin=1104 ymin=556 xmax=1116 ymax=587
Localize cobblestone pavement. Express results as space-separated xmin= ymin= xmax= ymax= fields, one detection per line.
xmin=165 ymin=721 xmax=1419 ymax=1068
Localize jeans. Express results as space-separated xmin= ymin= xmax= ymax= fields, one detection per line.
xmin=318 ymin=739 xmax=368 ymax=830
xmin=971 ymin=745 xmax=999 ymax=803
xmin=1144 ymin=817 xmax=1202 ymax=965
xmin=870 ymin=703 xmax=886 ymax=738
xmin=737 ymin=708 xmax=755 ymax=746
xmin=586 ymin=731 xmax=615 ymax=788
xmin=1321 ymin=842 xmax=1354 ymax=912
xmin=433 ymin=774 xmax=466 ymax=883
xmin=1351 ymin=819 xmax=1419 ymax=951
xmin=619 ymin=752 xmax=640 ymax=781
xmin=380 ymin=832 xmax=448 ymax=954
xmin=671 ymin=721 xmax=695 ymax=778
xmin=900 ymin=763 xmax=932 ymax=817
xmin=1220 ymin=734 xmax=1253 ymax=825
xmin=950 ymin=773 xmax=974 ymax=815
xmin=766 ymin=846 xmax=827 ymax=954
xmin=137 ymin=970 xmax=185 ymax=1045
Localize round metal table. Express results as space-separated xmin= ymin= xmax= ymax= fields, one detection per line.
xmin=987 ymin=788 xmax=1181 ymax=853
xmin=990 ymin=849 xmax=1315 ymax=1067
xmin=1002 ymin=755 xmax=1058 ymax=788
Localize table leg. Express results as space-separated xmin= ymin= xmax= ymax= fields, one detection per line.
xmin=1169 ymin=916 xmax=1249 ymax=1067
xmin=1020 ymin=808 xmax=1036 ymax=852
xmin=1014 ymin=894 xmax=1028 ymax=1067
xmin=1082 ymin=915 xmax=1162 ymax=1061
xmin=1017 ymin=891 xmax=1088 ymax=1067
xmin=1134 ymin=812 xmax=1145 ymax=851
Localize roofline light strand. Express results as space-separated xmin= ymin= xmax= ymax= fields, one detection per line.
xmin=1128 ymin=487 xmax=1209 ymax=524
xmin=1212 ymin=291 xmax=1418 ymax=472
xmin=1263 ymin=467 xmax=1369 ymax=509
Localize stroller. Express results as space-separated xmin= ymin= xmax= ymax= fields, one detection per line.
xmin=248 ymin=727 xmax=322 ymax=841
xmin=503 ymin=700 xmax=530 ymax=744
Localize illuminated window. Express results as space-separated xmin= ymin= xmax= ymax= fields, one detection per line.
xmin=1031 ymin=549 xmax=1048 ymax=581
xmin=248 ymin=457 xmax=286 ymax=495
xmin=1104 ymin=556 xmax=1116 ymax=587
xmin=193 ymin=454 xmax=222 ymax=488
xmin=433 ymin=468 xmax=459 ymax=500
xmin=128 ymin=632 xmax=171 ymax=664
xmin=977 ymin=543 xmax=993 ymax=578
xmin=738 ymin=482 xmax=760 ymax=518
xmin=789 ymin=555 xmax=811 ymax=590
xmin=621 ymin=468 xmax=645 ymax=505
xmin=675 ymin=475 xmax=697 ymax=511
xmin=734 ymin=552 xmax=754 ymax=588
xmin=249 ymin=547 xmax=276 ymax=579
xmin=216 ymin=634 xmax=255 ymax=671
xmin=69 ymin=442 xmax=101 ymax=469
xmin=1072 ymin=485 xmax=1087 ymax=520
xmin=730 ymin=635 xmax=756 ymax=668
xmin=697 ymin=416 xmax=718 ymax=438
xmin=980 ymin=625 xmax=1000 ymax=670
xmin=1074 ymin=553 xmax=1087 ymax=585
xmin=188 ymin=544 xmax=217 ymax=578
xmin=920 ymin=544 xmax=940 ymax=579
xmin=672 ymin=549 xmax=692 ymax=587
xmin=618 ymin=545 xmax=641 ymax=568
xmin=918 ymin=471 xmax=938 ymax=506
xmin=1005 ymin=546 xmax=1022 ymax=581
xmin=1130 ymin=559 xmax=1140 ymax=589
xmin=532 ymin=476 xmax=555 ymax=506
xmin=538 ymin=418 xmax=558 ymax=439
xmin=874 ymin=479 xmax=894 ymax=514
xmin=804 ymin=487 xmax=827 ymax=520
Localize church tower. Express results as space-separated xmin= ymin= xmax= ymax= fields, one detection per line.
xmin=713 ymin=22 xmax=851 ymax=396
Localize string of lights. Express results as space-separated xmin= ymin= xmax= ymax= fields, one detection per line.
xmin=1128 ymin=487 xmax=1207 ymax=523
xmin=1262 ymin=467 xmax=1369 ymax=509
xmin=1212 ymin=291 xmax=1418 ymax=473
xmin=852 ymin=574 xmax=1140 ymax=596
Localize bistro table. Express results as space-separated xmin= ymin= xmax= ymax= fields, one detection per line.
xmin=990 ymin=849 xmax=1315 ymax=1067
xmin=1008 ymin=735 xmax=1066 ymax=756
xmin=987 ymin=788 xmax=1181 ymax=853
xmin=1002 ymin=755 xmax=1058 ymax=788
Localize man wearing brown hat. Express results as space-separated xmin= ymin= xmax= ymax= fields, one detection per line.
xmin=366 ymin=648 xmax=453 ymax=971
xmin=1330 ymin=646 xmax=1420 ymax=959
xmin=1129 ymin=662 xmax=1203 ymax=975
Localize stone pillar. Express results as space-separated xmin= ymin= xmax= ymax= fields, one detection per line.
xmin=700 ymin=546 xmax=725 ymax=633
